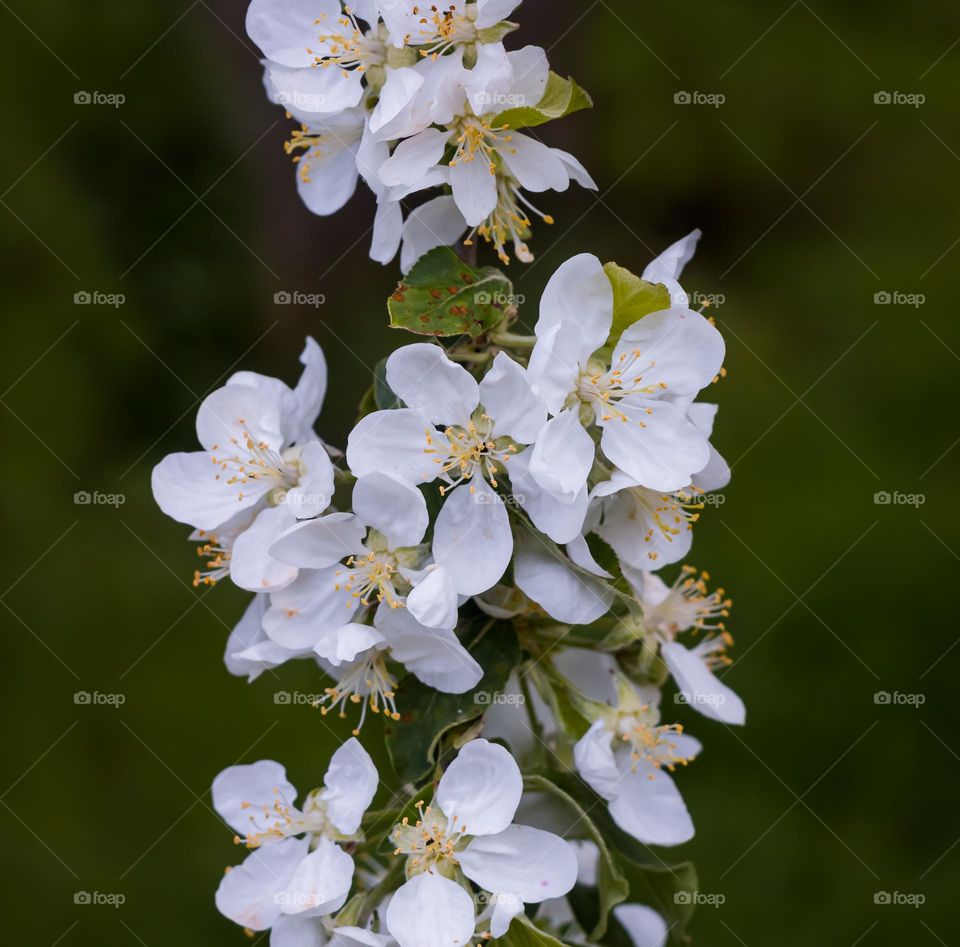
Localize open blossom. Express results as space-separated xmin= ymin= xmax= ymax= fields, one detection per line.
xmin=213 ymin=740 xmax=377 ymax=939
xmin=386 ymin=739 xmax=578 ymax=945
xmin=347 ymin=344 xmax=549 ymax=596
xmin=632 ymin=568 xmax=746 ymax=726
xmin=574 ymin=676 xmax=701 ymax=847
xmin=526 ymin=247 xmax=725 ymax=497
xmin=151 ymin=338 xmax=332 ymax=591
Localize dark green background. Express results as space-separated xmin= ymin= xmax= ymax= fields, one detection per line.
xmin=1 ymin=1 xmax=956 ymax=944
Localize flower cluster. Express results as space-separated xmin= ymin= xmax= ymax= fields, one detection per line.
xmin=246 ymin=0 xmax=595 ymax=266
xmin=153 ymin=230 xmax=746 ymax=945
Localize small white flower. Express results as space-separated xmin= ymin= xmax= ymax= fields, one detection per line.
xmin=525 ymin=244 xmax=725 ymax=495
xmin=152 ymin=338 xmax=333 ymax=591
xmin=347 ymin=344 xmax=548 ymax=595
xmin=386 ymin=739 xmax=578 ymax=946
xmin=573 ymin=678 xmax=700 ymax=847
xmin=377 ymin=0 xmax=522 ymax=49
xmin=213 ymin=739 xmax=377 ymax=934
xmin=632 ymin=568 xmax=745 ymax=726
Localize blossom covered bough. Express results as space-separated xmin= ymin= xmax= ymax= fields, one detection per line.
xmin=151 ymin=2 xmax=749 ymax=945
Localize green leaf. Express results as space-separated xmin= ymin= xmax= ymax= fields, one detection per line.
xmin=357 ymin=357 xmax=403 ymax=420
xmin=476 ymin=20 xmax=519 ymax=43
xmin=500 ymin=913 xmax=573 ymax=947
xmin=385 ymin=611 xmax=520 ymax=784
xmin=528 ymin=771 xmax=697 ymax=945
xmin=388 ymin=246 xmax=513 ymax=338
xmin=603 ymin=262 xmax=671 ymax=343
xmin=493 ymin=72 xmax=592 ymax=130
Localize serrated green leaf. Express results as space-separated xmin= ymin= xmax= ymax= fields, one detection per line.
xmin=603 ymin=262 xmax=671 ymax=343
xmin=531 ymin=770 xmax=697 ymax=945
xmin=492 ymin=72 xmax=592 ymax=130
xmin=385 ymin=611 xmax=520 ymax=784
xmin=388 ymin=246 xmax=512 ymax=338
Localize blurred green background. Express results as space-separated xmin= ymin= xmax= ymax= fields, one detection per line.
xmin=1 ymin=1 xmax=957 ymax=944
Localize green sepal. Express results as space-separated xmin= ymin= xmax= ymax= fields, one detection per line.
xmin=603 ymin=262 xmax=671 ymax=344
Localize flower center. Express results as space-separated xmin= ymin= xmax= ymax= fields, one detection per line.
xmin=463 ymin=173 xmax=555 ymax=265
xmin=645 ymin=566 xmax=732 ymax=639
xmin=285 ymin=121 xmax=364 ymax=186
xmin=335 ymin=547 xmax=404 ymax=608
xmin=232 ymin=788 xmax=330 ymax=849
xmin=408 ymin=3 xmax=478 ymax=55
xmin=392 ymin=802 xmax=467 ymax=876
xmin=627 ymin=487 xmax=704 ymax=564
xmin=424 ymin=414 xmax=516 ymax=493
xmin=193 ymin=531 xmax=231 ymax=587
xmin=577 ymin=350 xmax=668 ymax=423
xmin=209 ymin=428 xmax=300 ymax=505
xmin=311 ymin=13 xmax=386 ymax=73
xmin=317 ymin=651 xmax=402 ymax=735
xmin=616 ymin=710 xmax=694 ymax=773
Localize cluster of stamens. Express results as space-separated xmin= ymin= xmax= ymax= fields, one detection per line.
xmin=209 ymin=427 xmax=299 ymax=505
xmin=405 ymin=4 xmax=478 ymax=57
xmin=335 ymin=549 xmax=404 ymax=609
xmin=316 ymin=651 xmax=402 ymax=735
xmin=617 ymin=709 xmax=695 ymax=775
xmin=464 ymin=173 xmax=554 ymax=264
xmin=310 ymin=10 xmax=385 ymax=75
xmin=193 ymin=532 xmax=231 ymax=587
xmin=647 ymin=566 xmax=733 ymax=644
xmin=424 ymin=416 xmax=516 ymax=493
xmin=392 ymin=802 xmax=465 ymax=872
xmin=231 ymin=787 xmax=325 ymax=849
xmin=626 ymin=487 xmax=705 ymax=563
xmin=578 ymin=350 xmax=668 ymax=424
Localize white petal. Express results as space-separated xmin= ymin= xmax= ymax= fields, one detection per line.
xmin=368 ymin=67 xmax=426 ymax=139
xmin=464 ymin=42 xmax=513 ymax=115
xmin=287 ymin=337 xmax=328 ymax=443
xmin=406 ymin=565 xmax=459 ymax=630
xmin=370 ymin=196 xmax=404 ymax=264
xmin=479 ymin=353 xmax=546 ymax=444
xmin=661 ymin=641 xmax=745 ymax=725
xmin=279 ymin=836 xmax=354 ymax=916
xmin=613 ymin=308 xmax=724 ymax=398
xmin=270 ymin=513 xmax=366 ymax=569
xmin=231 ymin=506 xmax=300 ymax=591
xmin=459 ymin=824 xmax=578 ymax=902
xmin=614 ymin=905 xmax=669 ymax=947
xmin=321 ymin=737 xmax=378 ymax=835
xmin=433 ymin=479 xmax=512 ymax=595
xmin=500 ymin=134 xmax=570 ymax=193
xmin=347 ymin=408 xmax=439 ymax=484
xmin=400 ymin=195 xmax=468 ymax=274
xmin=386 ymin=345 xmax=480 ymax=426
xmin=599 ymin=399 xmax=709 ymax=493
xmin=318 ymin=622 xmax=386 ymax=666
xmin=296 ymin=142 xmax=359 ymax=216
xmin=513 ymin=532 xmax=612 ymax=624
xmin=505 ymin=45 xmax=549 ymax=106
xmin=213 ymin=760 xmax=297 ymax=836
xmin=476 ymin=0 xmax=522 ymax=28
xmin=573 ymin=720 xmax=621 ymax=800
xmin=525 ymin=323 xmax=583 ymax=415
xmin=536 ymin=253 xmax=612 ymax=358
xmin=270 ymin=914 xmax=328 ymax=947
xmin=225 ymin=594 xmax=293 ymax=682
xmin=565 ymin=534 xmax=612 ymax=578
xmin=284 ymin=441 xmax=335 ymax=519
xmin=489 ymin=893 xmax=524 ymax=938
xmin=642 ymin=229 xmax=701 ymax=305
xmin=265 ymin=61 xmax=364 ymax=115
xmin=246 ymin=0 xmax=340 ymax=68
xmin=608 ymin=759 xmax=694 ymax=847
xmin=197 ymin=381 xmax=285 ymax=453
xmin=436 ymin=739 xmax=521 ymax=836
xmin=378 ymin=127 xmax=449 ymax=187
xmin=511 ymin=450 xmax=589 ymax=544
xmin=554 ymin=149 xmax=596 ymax=189
xmin=449 ymin=156 xmax=498 ymax=227
xmin=152 ymin=451 xmax=267 ymax=531
xmin=386 ymin=873 xmax=475 ymax=947
xmin=353 ymin=472 xmax=429 ymax=548
xmin=328 ymin=928 xmax=392 ymax=947
xmin=216 ymin=838 xmax=309 ymax=930
xmin=376 ymin=606 xmax=482 ymax=693
xmin=528 ymin=409 xmax=594 ymax=499
xmin=263 ymin=567 xmax=355 ymax=651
